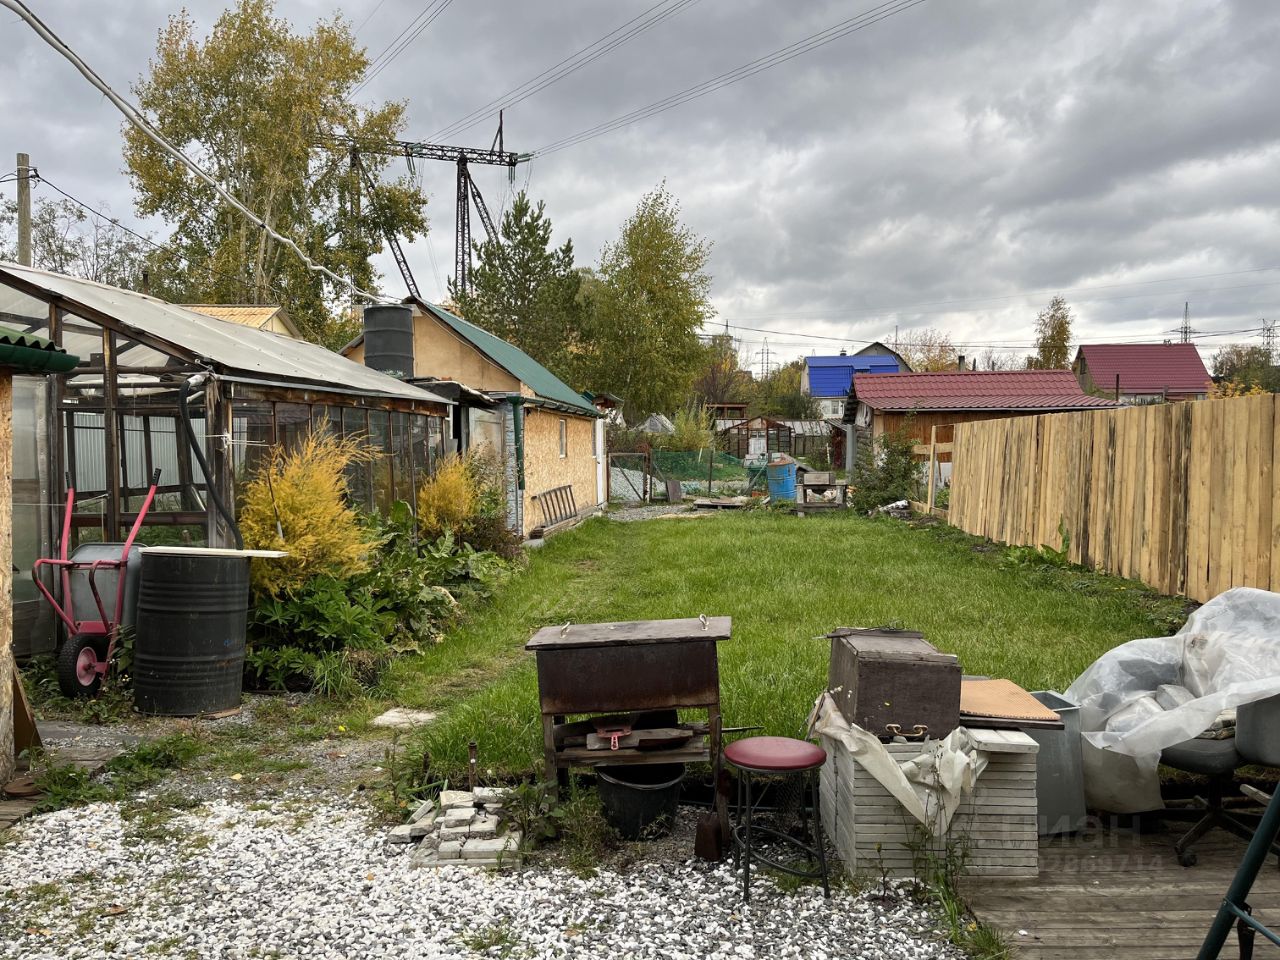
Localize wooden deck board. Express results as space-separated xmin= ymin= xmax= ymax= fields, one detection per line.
xmin=965 ymin=826 xmax=1280 ymax=959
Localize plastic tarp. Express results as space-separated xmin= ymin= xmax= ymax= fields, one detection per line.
xmin=1065 ymin=587 xmax=1280 ymax=813
xmin=809 ymin=693 xmax=987 ymax=833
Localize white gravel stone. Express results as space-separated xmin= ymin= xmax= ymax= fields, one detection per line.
xmin=0 ymin=798 xmax=965 ymax=960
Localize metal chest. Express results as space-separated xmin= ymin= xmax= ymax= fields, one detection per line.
xmin=826 ymin=628 xmax=961 ymax=739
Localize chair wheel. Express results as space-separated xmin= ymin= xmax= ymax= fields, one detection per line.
xmin=1177 ymin=848 xmax=1198 ymax=868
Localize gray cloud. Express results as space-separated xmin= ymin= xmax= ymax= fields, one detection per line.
xmin=3 ymin=0 xmax=1278 ymax=367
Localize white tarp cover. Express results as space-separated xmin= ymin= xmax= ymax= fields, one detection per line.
xmin=1065 ymin=587 xmax=1280 ymax=813
xmin=809 ymin=692 xmax=987 ymax=834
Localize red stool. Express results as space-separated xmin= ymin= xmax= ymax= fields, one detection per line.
xmin=724 ymin=735 xmax=830 ymax=902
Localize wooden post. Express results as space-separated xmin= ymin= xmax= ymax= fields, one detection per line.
xmin=1 ymin=374 xmax=15 ymax=783
xmin=16 ymin=154 xmax=32 ymax=267
xmin=927 ymin=424 xmax=938 ymax=510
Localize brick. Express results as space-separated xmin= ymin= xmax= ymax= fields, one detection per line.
xmin=461 ymin=836 xmax=518 ymax=859
xmin=443 ymin=807 xmax=475 ymax=827
xmin=473 ymin=787 xmax=506 ymax=803
xmin=409 ymin=800 xmax=437 ymax=824
xmin=439 ymin=790 xmax=474 ymax=809
xmin=387 ymin=824 xmax=418 ymax=844
xmin=466 ymin=815 xmax=500 ymax=838
xmin=438 ymin=839 xmax=464 ymax=859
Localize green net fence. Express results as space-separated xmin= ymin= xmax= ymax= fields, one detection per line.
xmin=608 ymin=449 xmax=769 ymax=502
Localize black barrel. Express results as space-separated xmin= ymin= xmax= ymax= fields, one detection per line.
xmin=133 ymin=552 xmax=249 ymax=715
xmin=362 ymin=303 xmax=415 ymax=378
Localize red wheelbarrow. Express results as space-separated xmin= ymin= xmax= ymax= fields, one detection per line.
xmin=34 ymin=469 xmax=161 ymax=698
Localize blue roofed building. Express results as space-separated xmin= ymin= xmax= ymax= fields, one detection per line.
xmin=802 ymin=342 xmax=909 ymax=418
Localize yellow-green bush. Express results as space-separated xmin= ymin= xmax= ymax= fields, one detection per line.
xmin=241 ymin=431 xmax=379 ymax=595
xmin=416 ymin=453 xmax=478 ymax=540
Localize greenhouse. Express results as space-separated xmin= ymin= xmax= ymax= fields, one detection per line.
xmin=0 ymin=262 xmax=453 ymax=657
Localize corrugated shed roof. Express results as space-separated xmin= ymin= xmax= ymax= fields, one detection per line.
xmin=185 ymin=304 xmax=300 ymax=338
xmin=1076 ymin=343 xmax=1211 ymax=394
xmin=805 ymin=354 xmax=900 ymax=397
xmin=0 ymin=263 xmax=449 ymax=405
xmin=414 ymin=300 xmax=598 ymax=416
xmin=853 ymin=369 xmax=1118 ymax=411
xmin=0 ymin=322 xmax=78 ymax=372
xmin=781 ymin=419 xmax=837 ymax=436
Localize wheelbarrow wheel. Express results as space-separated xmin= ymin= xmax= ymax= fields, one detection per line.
xmin=57 ymin=634 xmax=106 ymax=698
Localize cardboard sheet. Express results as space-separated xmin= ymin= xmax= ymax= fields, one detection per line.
xmin=960 ymin=678 xmax=1062 ymax=723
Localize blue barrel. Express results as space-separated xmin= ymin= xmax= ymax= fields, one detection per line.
xmin=766 ymin=458 xmax=797 ymax=502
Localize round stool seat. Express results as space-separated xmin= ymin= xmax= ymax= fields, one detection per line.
xmin=725 ymin=736 xmax=826 ymax=772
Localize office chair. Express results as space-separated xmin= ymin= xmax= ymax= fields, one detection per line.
xmin=1161 ymin=692 xmax=1280 ymax=868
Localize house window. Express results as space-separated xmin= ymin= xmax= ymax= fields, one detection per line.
xmin=559 ymin=418 xmax=568 ymax=458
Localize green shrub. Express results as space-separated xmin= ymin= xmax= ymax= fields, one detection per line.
xmin=246 ymin=497 xmax=512 ymax=697
xmin=240 ymin=431 xmax=379 ymax=595
xmin=651 ymin=404 xmax=714 ymax=452
xmin=849 ymin=421 xmax=922 ymax=513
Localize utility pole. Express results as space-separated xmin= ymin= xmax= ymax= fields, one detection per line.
xmin=16 ymin=153 xmax=32 ymax=267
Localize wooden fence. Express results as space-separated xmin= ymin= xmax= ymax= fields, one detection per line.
xmin=944 ymin=394 xmax=1280 ymax=603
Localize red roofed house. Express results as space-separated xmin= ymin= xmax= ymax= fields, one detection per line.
xmin=1073 ymin=343 xmax=1212 ymax=403
xmin=848 ymin=369 xmax=1119 ymax=455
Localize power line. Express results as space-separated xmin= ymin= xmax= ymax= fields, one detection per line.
xmin=2 ymin=0 xmax=389 ymax=303
xmin=353 ymin=0 xmax=389 ymax=35
xmin=534 ymin=0 xmax=928 ymax=156
xmin=706 ymin=320 xmax=1271 ymax=350
xmin=719 ymin=265 xmax=1280 ymax=323
xmin=429 ymin=0 xmax=702 ymax=142
xmin=352 ymin=0 xmax=455 ymax=96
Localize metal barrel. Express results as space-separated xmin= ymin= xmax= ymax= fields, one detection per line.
xmin=133 ymin=553 xmax=249 ymax=716
xmin=766 ymin=458 xmax=797 ymax=502
xmin=362 ymin=303 xmax=415 ymax=379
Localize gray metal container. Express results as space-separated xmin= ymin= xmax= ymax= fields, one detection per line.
xmin=1027 ymin=690 xmax=1087 ymax=835
xmin=362 ymin=304 xmax=415 ymax=378
xmin=1237 ymin=693 xmax=1280 ymax=766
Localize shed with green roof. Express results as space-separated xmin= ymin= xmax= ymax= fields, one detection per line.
xmin=343 ymin=299 xmax=605 ymax=537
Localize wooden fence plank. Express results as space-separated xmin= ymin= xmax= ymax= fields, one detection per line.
xmin=942 ymin=396 xmax=1270 ymax=603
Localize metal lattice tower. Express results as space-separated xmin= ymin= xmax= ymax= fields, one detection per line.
xmin=1180 ymin=301 xmax=1195 ymax=343
xmin=333 ymin=115 xmax=527 ymax=298
xmin=1262 ymin=318 xmax=1277 ymax=363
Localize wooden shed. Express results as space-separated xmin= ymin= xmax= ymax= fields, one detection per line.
xmin=343 ymin=299 xmax=604 ymax=538
xmin=849 ymin=370 xmax=1120 ymax=454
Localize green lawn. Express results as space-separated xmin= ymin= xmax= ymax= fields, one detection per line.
xmin=378 ymin=512 xmax=1188 ymax=781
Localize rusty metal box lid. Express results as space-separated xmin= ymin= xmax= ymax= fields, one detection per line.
xmin=825 ymin=627 xmax=958 ymax=665
xmin=526 ymin=616 xmax=731 ymax=651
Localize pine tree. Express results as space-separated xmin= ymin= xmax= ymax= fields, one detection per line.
xmin=449 ymin=191 xmax=581 ymax=382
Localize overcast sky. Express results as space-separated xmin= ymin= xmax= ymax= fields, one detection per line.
xmin=4 ymin=0 xmax=1279 ymax=369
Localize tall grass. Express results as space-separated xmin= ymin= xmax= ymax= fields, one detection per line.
xmin=391 ymin=513 xmax=1188 ymax=779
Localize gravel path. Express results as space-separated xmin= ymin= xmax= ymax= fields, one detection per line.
xmin=1 ymin=797 xmax=964 ymax=960
xmin=607 ymin=504 xmax=695 ymax=522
